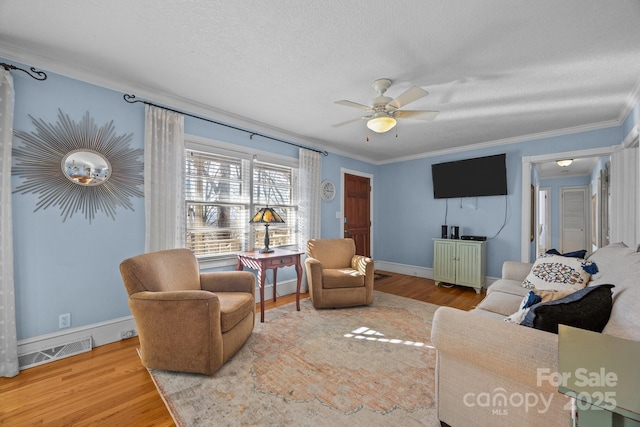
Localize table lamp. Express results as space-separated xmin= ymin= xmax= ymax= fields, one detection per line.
xmin=250 ymin=207 xmax=285 ymax=253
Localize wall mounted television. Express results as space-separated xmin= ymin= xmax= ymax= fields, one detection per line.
xmin=431 ymin=153 xmax=508 ymax=199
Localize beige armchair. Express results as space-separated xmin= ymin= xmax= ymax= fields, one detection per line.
xmin=305 ymin=238 xmax=374 ymax=308
xmin=119 ymin=248 xmax=255 ymax=375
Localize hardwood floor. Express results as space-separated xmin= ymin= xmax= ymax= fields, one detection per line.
xmin=0 ymin=271 xmax=484 ymax=426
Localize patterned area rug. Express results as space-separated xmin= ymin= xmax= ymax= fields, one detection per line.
xmin=148 ymin=291 xmax=440 ymax=426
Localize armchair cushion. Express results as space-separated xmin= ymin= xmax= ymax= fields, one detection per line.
xmin=322 ymin=269 xmax=365 ymax=289
xmin=218 ymin=292 xmax=255 ymax=332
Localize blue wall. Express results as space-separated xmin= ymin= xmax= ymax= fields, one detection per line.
xmin=6 ymin=57 xmax=637 ymax=341
xmin=374 ymin=126 xmax=624 ymax=278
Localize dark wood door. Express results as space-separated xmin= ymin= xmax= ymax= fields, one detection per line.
xmin=344 ymin=173 xmax=371 ymax=256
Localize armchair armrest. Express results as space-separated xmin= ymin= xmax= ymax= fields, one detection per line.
xmin=502 ymin=261 xmax=533 ymax=281
xmin=200 ymin=271 xmax=256 ymax=297
xmin=128 ymin=289 xmax=224 ymax=373
xmin=304 ymin=257 xmax=324 ymax=300
xmin=431 ymin=307 xmax=559 ymax=394
xmin=351 ymin=255 xmax=373 ymax=275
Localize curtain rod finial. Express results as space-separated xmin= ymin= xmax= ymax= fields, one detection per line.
xmin=1 ymin=62 xmax=47 ymax=80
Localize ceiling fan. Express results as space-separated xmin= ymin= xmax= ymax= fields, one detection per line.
xmin=332 ymin=78 xmax=439 ymax=133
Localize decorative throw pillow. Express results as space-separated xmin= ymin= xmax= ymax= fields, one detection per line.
xmin=522 ymin=254 xmax=594 ymax=291
xmin=520 ymin=284 xmax=615 ymax=334
xmin=546 ymin=248 xmax=588 ymax=259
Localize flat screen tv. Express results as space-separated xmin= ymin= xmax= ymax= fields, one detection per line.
xmin=432 ymin=154 xmax=507 ymax=199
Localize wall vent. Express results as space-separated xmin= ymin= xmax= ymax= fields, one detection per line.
xmin=18 ymin=336 xmax=92 ymax=370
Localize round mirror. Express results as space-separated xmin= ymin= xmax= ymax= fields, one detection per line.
xmin=62 ymin=149 xmax=111 ymax=186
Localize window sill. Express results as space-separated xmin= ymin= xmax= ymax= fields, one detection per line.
xmin=197 ymin=255 xmax=238 ymax=270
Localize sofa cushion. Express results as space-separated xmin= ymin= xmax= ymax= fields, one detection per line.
xmin=522 ymin=254 xmax=593 ymax=291
xmin=520 ymin=284 xmax=614 ymax=334
xmin=587 ymin=242 xmax=638 ymax=285
xmin=476 ymin=290 xmax=525 ymax=316
xmin=487 ymin=279 xmax=530 ymax=297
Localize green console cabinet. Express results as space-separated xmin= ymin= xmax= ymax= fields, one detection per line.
xmin=433 ymin=238 xmax=486 ymax=294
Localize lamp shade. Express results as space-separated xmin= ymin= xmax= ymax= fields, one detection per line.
xmin=367 ymin=112 xmax=397 ymax=133
xmin=250 ymin=207 xmax=284 ymax=224
xmin=250 ymin=207 xmax=284 ymax=253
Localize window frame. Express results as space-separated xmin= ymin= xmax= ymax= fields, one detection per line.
xmin=185 ymin=134 xmax=299 ymax=269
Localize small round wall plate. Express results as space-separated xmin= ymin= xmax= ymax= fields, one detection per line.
xmin=321 ymin=180 xmax=336 ymax=201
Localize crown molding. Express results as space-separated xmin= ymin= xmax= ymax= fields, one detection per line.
xmin=375 ymin=120 xmax=621 ymax=165
xmin=619 ymin=75 xmax=640 ymax=123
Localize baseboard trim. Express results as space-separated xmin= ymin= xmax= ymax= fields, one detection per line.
xmin=374 ymin=260 xmax=498 ymax=289
xmin=258 ymin=278 xmax=307 ymax=302
xmin=374 ymin=261 xmax=433 ymax=278
xmin=17 ymin=315 xmax=137 ymax=363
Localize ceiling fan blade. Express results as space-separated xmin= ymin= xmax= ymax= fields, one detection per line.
xmin=335 ymin=100 xmax=372 ymax=110
xmin=395 ymin=110 xmax=439 ymax=121
xmin=331 ymin=116 xmax=368 ymax=128
xmin=388 ymin=86 xmax=429 ymax=110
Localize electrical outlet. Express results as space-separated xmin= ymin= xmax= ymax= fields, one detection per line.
xmin=59 ymin=313 xmax=71 ymax=329
xmin=120 ymin=329 xmax=135 ymax=340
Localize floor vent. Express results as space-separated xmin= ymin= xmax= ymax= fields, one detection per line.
xmin=18 ymin=337 xmax=92 ymax=370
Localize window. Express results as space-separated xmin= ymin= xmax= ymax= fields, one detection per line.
xmin=253 ymin=161 xmax=298 ymax=251
xmin=185 ymin=140 xmax=298 ymax=260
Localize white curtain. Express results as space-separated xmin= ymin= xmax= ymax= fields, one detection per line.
xmin=0 ymin=69 xmax=18 ymax=377
xmin=298 ymin=148 xmax=322 ymax=249
xmin=609 ymin=147 xmax=639 ymax=247
xmin=298 ymin=149 xmax=322 ymax=290
xmin=144 ymin=105 xmax=185 ymax=252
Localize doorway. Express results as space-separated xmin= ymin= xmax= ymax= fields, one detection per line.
xmin=537 ymin=187 xmax=550 ymax=255
xmin=520 ymin=146 xmax=616 ymax=262
xmin=343 ymin=172 xmax=372 ymax=257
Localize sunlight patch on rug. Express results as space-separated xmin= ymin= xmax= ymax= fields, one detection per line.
xmin=148 ymin=291 xmax=440 ymax=426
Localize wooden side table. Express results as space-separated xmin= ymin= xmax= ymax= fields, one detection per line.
xmin=236 ymin=248 xmax=303 ymax=322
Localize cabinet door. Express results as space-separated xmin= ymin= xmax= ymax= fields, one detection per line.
xmin=456 ymin=242 xmax=484 ymax=287
xmin=434 ymin=240 xmax=457 ymax=283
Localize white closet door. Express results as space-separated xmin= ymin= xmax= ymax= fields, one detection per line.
xmin=561 ymin=186 xmax=587 ymax=253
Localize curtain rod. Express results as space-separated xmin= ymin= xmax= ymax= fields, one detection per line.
xmin=123 ymin=94 xmax=328 ymax=156
xmin=0 ymin=62 xmax=48 ymax=80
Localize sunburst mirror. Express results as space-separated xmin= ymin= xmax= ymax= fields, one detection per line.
xmin=12 ymin=109 xmax=143 ymax=222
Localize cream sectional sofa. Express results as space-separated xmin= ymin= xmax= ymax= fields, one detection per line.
xmin=431 ymin=243 xmax=640 ymax=427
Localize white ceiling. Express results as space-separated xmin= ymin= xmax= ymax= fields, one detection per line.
xmin=1 ymin=0 xmax=640 ymax=164
xmin=535 ymin=157 xmax=600 ymax=180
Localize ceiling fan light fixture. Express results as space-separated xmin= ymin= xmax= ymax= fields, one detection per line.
xmin=367 ymin=112 xmax=397 ymax=133
xmin=556 ymin=159 xmax=573 ymax=167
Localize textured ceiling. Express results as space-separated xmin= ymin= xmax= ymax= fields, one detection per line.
xmin=1 ymin=0 xmax=640 ymax=163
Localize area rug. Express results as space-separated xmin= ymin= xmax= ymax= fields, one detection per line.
xmin=148 ymin=291 xmax=441 ymax=426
